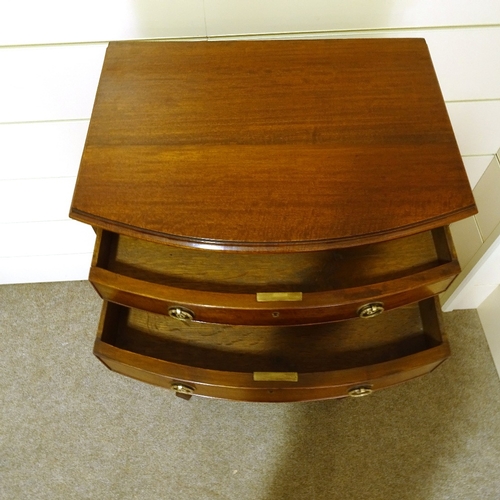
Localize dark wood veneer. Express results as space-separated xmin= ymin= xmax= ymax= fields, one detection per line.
xmin=70 ymin=39 xmax=477 ymax=401
xmin=94 ymin=298 xmax=449 ymax=402
xmin=89 ymin=228 xmax=459 ymax=326
xmin=71 ymin=39 xmax=476 ymax=252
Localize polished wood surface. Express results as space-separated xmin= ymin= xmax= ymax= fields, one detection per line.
xmin=89 ymin=227 xmax=459 ymax=325
xmin=71 ymin=39 xmax=474 ymax=401
xmin=96 ymin=228 xmax=455 ymax=293
xmin=70 ymin=39 xmax=476 ymax=252
xmin=94 ymin=297 xmax=449 ymax=402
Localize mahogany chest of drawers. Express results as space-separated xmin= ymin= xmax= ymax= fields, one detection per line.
xmin=70 ymin=38 xmax=477 ymax=402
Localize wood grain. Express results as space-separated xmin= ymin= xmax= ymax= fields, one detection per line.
xmin=88 ymin=227 xmax=460 ymax=325
xmin=70 ymin=39 xmax=476 ymax=252
xmin=73 ymin=39 xmax=470 ymax=401
xmin=102 ymin=227 xmax=451 ymax=292
xmin=94 ymin=297 xmax=450 ymax=402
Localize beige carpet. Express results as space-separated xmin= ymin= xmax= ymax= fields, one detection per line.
xmin=1 ymin=281 xmax=500 ymax=500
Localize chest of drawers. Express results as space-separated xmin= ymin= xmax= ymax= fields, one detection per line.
xmin=70 ymin=39 xmax=476 ymax=402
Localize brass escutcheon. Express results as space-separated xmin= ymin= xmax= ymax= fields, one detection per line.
xmin=168 ymin=306 xmax=195 ymax=321
xmin=253 ymin=372 xmax=299 ymax=382
xmin=256 ymin=292 xmax=303 ymax=302
xmin=348 ymin=385 xmax=373 ymax=397
xmin=357 ymin=302 xmax=384 ymax=318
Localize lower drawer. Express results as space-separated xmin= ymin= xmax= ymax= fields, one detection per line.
xmin=94 ymin=297 xmax=450 ymax=402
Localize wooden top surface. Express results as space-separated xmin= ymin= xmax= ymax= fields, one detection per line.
xmin=71 ymin=39 xmax=476 ymax=251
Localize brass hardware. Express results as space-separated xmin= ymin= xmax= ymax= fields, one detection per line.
xmin=253 ymin=372 xmax=299 ymax=382
xmin=171 ymin=383 xmax=195 ymax=395
xmin=256 ymin=292 xmax=303 ymax=302
xmin=348 ymin=385 xmax=373 ymax=397
xmin=357 ymin=302 xmax=384 ymax=318
xmin=168 ymin=306 xmax=195 ymax=321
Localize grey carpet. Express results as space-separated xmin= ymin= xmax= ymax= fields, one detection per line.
xmin=1 ymin=281 xmax=500 ymax=500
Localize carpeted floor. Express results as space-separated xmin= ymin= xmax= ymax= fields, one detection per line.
xmin=1 ymin=281 xmax=500 ymax=500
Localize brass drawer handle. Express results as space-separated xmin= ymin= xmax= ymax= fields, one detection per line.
xmin=168 ymin=306 xmax=195 ymax=321
xmin=171 ymin=383 xmax=195 ymax=396
xmin=357 ymin=302 xmax=384 ymax=318
xmin=348 ymin=385 xmax=373 ymax=397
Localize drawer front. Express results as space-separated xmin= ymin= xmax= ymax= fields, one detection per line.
xmin=90 ymin=226 xmax=460 ymax=326
xmin=94 ymin=297 xmax=450 ymax=402
xmin=95 ymin=349 xmax=447 ymax=402
xmin=91 ymin=267 xmax=456 ymax=325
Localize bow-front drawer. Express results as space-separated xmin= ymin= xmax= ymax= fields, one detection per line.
xmin=94 ymin=297 xmax=449 ymax=402
xmin=89 ymin=228 xmax=459 ymax=326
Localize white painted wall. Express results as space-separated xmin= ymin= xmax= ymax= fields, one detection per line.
xmin=478 ymin=286 xmax=500 ymax=377
xmin=0 ymin=45 xmax=107 ymax=283
xmin=1 ymin=1 xmax=500 ymax=285
xmin=442 ymin=151 xmax=500 ymax=310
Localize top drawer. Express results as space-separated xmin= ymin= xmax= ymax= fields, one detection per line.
xmin=89 ymin=227 xmax=460 ymax=326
